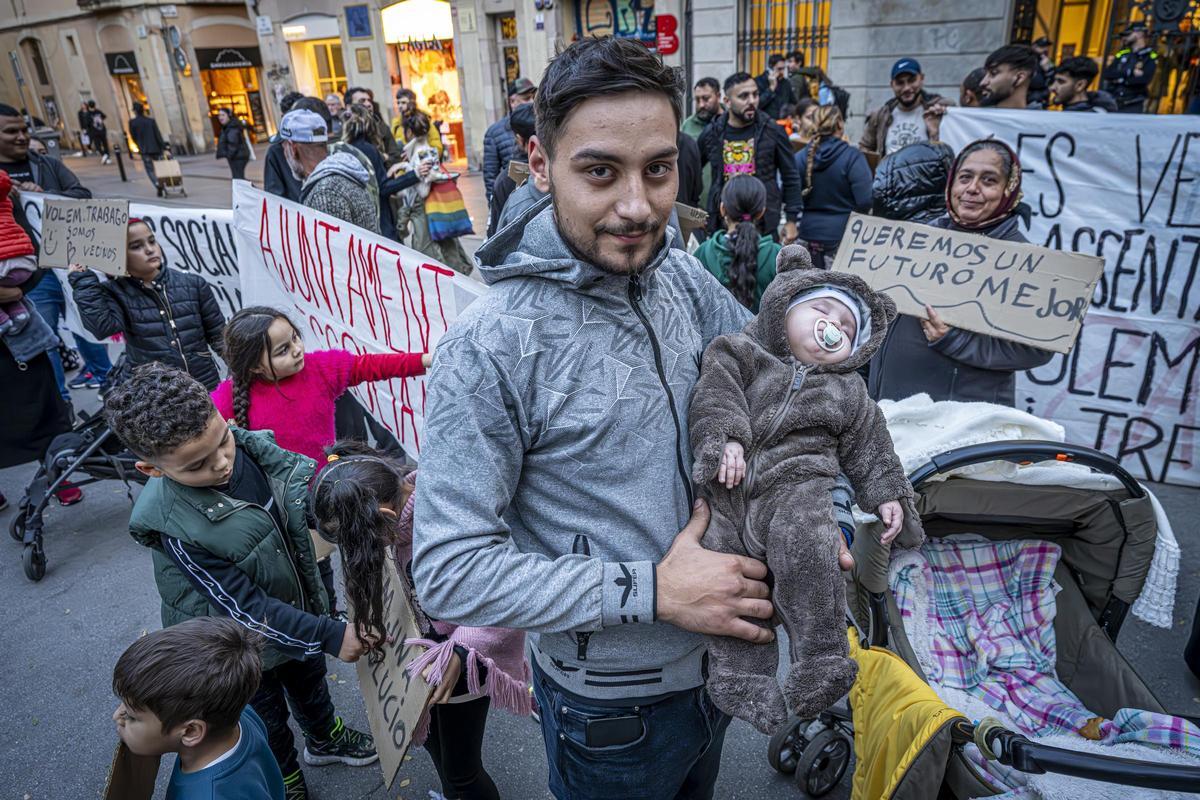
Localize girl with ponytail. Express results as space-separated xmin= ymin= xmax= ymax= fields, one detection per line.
xmin=310 ymin=442 xmax=530 ymax=800
xmin=794 ymin=105 xmax=873 ymax=269
xmin=211 ymin=305 xmax=430 ymax=616
xmin=693 ymin=174 xmax=782 ymax=312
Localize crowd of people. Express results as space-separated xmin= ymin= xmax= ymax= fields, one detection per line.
xmin=0 ymin=18 xmax=1198 ymax=800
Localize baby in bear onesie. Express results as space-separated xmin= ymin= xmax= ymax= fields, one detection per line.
xmin=688 ymin=244 xmax=924 ymax=735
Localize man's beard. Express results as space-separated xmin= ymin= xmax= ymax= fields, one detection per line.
xmin=731 ymin=105 xmax=756 ymax=124
xmin=696 ymin=107 xmax=715 ymax=122
xmin=979 ymin=89 xmax=1005 ymax=107
xmin=284 ymin=148 xmax=307 ymax=182
xmin=551 ymin=191 xmax=666 ymax=276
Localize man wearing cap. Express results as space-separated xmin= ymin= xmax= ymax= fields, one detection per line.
xmin=1028 ymin=37 xmax=1056 ymax=107
xmin=859 ymin=58 xmax=953 ymax=158
xmin=277 ymin=109 xmax=381 ymax=235
xmin=482 ymin=77 xmax=536 ymax=203
xmin=1103 ymin=22 xmax=1158 ymax=113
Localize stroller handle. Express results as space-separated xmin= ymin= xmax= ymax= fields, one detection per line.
xmin=908 ymin=440 xmax=1145 ymax=498
xmin=969 ymin=719 xmax=1200 ymax=792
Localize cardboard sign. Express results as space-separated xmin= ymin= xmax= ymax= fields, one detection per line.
xmin=103 ymin=741 xmax=160 ymax=800
xmin=355 ymin=557 xmax=432 ymax=789
xmin=833 ymin=213 xmax=1103 ymax=354
xmin=38 ymin=199 xmax=129 ymax=276
xmin=674 ymin=201 xmax=710 ymax=242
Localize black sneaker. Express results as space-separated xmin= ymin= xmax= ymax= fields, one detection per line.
xmin=303 ymin=717 xmax=378 ymax=767
xmin=282 ymin=769 xmax=309 ymax=799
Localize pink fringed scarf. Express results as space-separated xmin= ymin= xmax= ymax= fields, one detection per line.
xmin=392 ymin=471 xmax=532 ymax=746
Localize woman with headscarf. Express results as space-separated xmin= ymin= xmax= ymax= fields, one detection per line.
xmin=868 ymin=138 xmax=1054 ymax=406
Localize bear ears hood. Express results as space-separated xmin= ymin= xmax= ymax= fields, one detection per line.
xmin=744 ymin=244 xmax=898 ymax=374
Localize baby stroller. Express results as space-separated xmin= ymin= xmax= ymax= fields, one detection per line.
xmin=8 ymin=358 xmax=146 ymax=581
xmin=768 ymin=440 xmax=1200 ymax=798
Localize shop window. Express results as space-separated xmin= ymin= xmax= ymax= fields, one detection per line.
xmin=737 ymin=0 xmax=830 ymax=76
xmin=312 ymin=42 xmax=347 ymax=99
xmin=202 ymin=66 xmax=267 ymax=142
xmin=498 ymin=14 xmax=519 ymax=95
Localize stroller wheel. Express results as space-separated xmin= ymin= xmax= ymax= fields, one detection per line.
xmin=767 ymin=715 xmax=809 ymax=774
xmin=8 ymin=508 xmax=26 ymax=542
xmin=793 ymin=728 xmax=851 ymax=797
xmin=22 ymin=542 xmax=46 ymax=582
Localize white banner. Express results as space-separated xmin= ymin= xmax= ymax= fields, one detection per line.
xmin=232 ymin=182 xmax=485 ymax=456
xmin=942 ymin=108 xmax=1199 ymax=486
xmin=21 ymin=195 xmax=243 ymax=339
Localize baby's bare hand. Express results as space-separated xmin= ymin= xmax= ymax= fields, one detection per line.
xmin=719 ymin=441 xmax=745 ymax=488
xmin=878 ymin=501 xmax=903 ymax=544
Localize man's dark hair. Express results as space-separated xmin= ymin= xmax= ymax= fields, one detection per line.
xmin=293 ymin=96 xmax=333 ymax=126
xmin=1056 ymin=56 xmax=1098 ymax=84
xmin=0 ymin=104 xmax=20 ymax=118
xmin=694 ymin=77 xmax=720 ymax=94
xmin=113 ymin=618 xmax=263 ymax=734
xmin=768 ymin=54 xmax=785 ymax=68
xmin=396 ymin=88 xmax=417 ymax=104
xmin=104 ymin=363 xmax=216 ymax=460
xmin=985 ymin=44 xmax=1038 ymax=75
xmin=723 ymin=71 xmax=755 ymax=92
xmin=279 ymin=91 xmax=304 ymax=114
xmin=535 ymin=36 xmax=682 ymax=157
xmin=510 ymin=101 xmax=536 ymax=141
xmin=87 ymin=100 xmax=96 ymax=109
xmin=786 ymin=50 xmax=805 ymax=65
xmin=132 ymin=102 xmax=145 ymax=115
xmin=963 ymin=67 xmax=987 ymax=93
xmin=343 ymin=86 xmax=372 ymax=106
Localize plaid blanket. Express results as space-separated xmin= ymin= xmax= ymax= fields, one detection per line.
xmin=890 ymin=537 xmax=1200 ymax=757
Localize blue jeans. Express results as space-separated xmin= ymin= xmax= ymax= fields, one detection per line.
xmin=532 ymin=661 xmax=731 ymax=800
xmin=26 ymin=275 xmax=112 ymax=400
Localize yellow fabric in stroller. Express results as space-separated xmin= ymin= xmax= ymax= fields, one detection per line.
xmin=847 ymin=630 xmax=966 ymax=800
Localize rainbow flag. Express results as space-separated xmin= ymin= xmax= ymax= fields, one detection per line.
xmin=426 ymin=178 xmax=474 ymax=241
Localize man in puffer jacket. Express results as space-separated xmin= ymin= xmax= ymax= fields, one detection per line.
xmin=871 ymin=141 xmax=954 ymax=224
xmin=68 ymin=219 xmax=226 ymax=389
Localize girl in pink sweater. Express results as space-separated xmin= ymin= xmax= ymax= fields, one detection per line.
xmin=211 ymin=305 xmax=430 ymax=462
xmin=309 ymin=442 xmax=530 ymax=800
xmin=211 ymin=305 xmax=430 ymax=619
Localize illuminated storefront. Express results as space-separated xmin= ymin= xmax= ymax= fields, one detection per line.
xmin=282 ymin=14 xmax=349 ymax=101
xmin=104 ymin=51 xmax=151 ymax=152
xmin=196 ymin=46 xmax=269 ymax=142
xmin=382 ymin=0 xmax=465 ymax=161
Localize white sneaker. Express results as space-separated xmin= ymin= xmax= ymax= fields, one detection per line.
xmin=102 ymin=155 xmax=111 ymax=164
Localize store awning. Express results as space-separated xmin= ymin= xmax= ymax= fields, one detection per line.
xmin=194 ymin=46 xmax=263 ymax=70
xmin=382 ymin=0 xmax=454 ymax=43
xmin=281 ymin=14 xmax=341 ymax=42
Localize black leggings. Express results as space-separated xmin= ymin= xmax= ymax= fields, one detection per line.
xmin=229 ymin=157 xmax=249 ymax=180
xmin=426 ymin=696 xmax=499 ymax=800
xmin=1186 ymin=594 xmax=1200 ymax=679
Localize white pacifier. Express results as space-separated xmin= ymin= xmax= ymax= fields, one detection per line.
xmin=814 ymin=318 xmax=846 ymax=351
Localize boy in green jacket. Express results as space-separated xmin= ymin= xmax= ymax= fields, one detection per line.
xmin=105 ymin=363 xmax=378 ymax=800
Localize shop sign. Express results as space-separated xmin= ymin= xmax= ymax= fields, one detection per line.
xmin=256 ymin=15 xmax=273 ymax=35
xmin=104 ymin=51 xmax=139 ymax=76
xmin=575 ymin=0 xmax=656 ymax=45
xmin=194 ymin=46 xmax=263 ymax=71
xmin=656 ymin=14 xmax=679 ymax=55
xmin=397 ymin=39 xmax=446 ymax=51
xmin=345 ymin=4 xmax=373 ymax=39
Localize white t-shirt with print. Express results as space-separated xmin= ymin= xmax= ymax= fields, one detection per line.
xmin=884 ymin=104 xmax=928 ymax=155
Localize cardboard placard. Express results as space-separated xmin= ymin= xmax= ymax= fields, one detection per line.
xmin=832 ymin=213 xmax=1103 ymax=354
xmin=507 ymin=159 xmax=530 ymax=186
xmin=355 ymin=557 xmax=432 ymax=789
xmin=674 ymin=201 xmax=709 ymax=242
xmin=38 ymin=199 xmax=129 ymax=276
xmin=103 ymin=741 xmax=160 ymax=800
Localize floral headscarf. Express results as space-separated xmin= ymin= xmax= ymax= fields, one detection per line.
xmin=945 ymin=138 xmax=1023 ymax=231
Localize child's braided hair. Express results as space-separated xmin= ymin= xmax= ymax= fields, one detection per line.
xmin=221 ymin=306 xmax=301 ymax=429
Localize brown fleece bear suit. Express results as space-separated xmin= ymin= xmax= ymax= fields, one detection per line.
xmin=689 ymin=245 xmax=924 ymax=735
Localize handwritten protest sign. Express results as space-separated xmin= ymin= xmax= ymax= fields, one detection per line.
xmin=833 ymin=213 xmax=1103 ymax=354
xmin=102 ymin=741 xmax=159 ymax=800
xmin=355 ymin=558 xmax=431 ymax=789
xmin=943 ymin=109 xmax=1200 ymax=486
xmin=38 ymin=199 xmax=129 ymax=276
xmin=232 ymin=182 xmax=485 ymax=457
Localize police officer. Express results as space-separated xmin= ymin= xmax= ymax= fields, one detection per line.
xmin=1103 ymin=21 xmax=1158 ymax=113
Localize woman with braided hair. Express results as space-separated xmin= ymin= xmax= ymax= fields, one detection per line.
xmin=793 ymin=105 xmax=873 ymax=269
xmin=210 ymin=306 xmax=430 ymax=617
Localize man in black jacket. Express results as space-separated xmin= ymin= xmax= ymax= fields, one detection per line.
xmin=487 ymin=101 xmax=535 ymax=238
xmin=755 ymin=54 xmax=795 ymax=120
xmin=129 ymin=103 xmax=168 ymax=196
xmin=0 ymin=104 xmax=91 ymax=198
xmin=698 ymin=73 xmax=800 ymax=242
xmin=1051 ymin=57 xmax=1118 ymax=112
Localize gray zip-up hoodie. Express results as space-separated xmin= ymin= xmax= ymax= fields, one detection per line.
xmin=412 ymin=197 xmax=752 ymax=699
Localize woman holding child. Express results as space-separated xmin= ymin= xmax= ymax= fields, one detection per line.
xmin=867 ymin=138 xmax=1054 ymax=406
